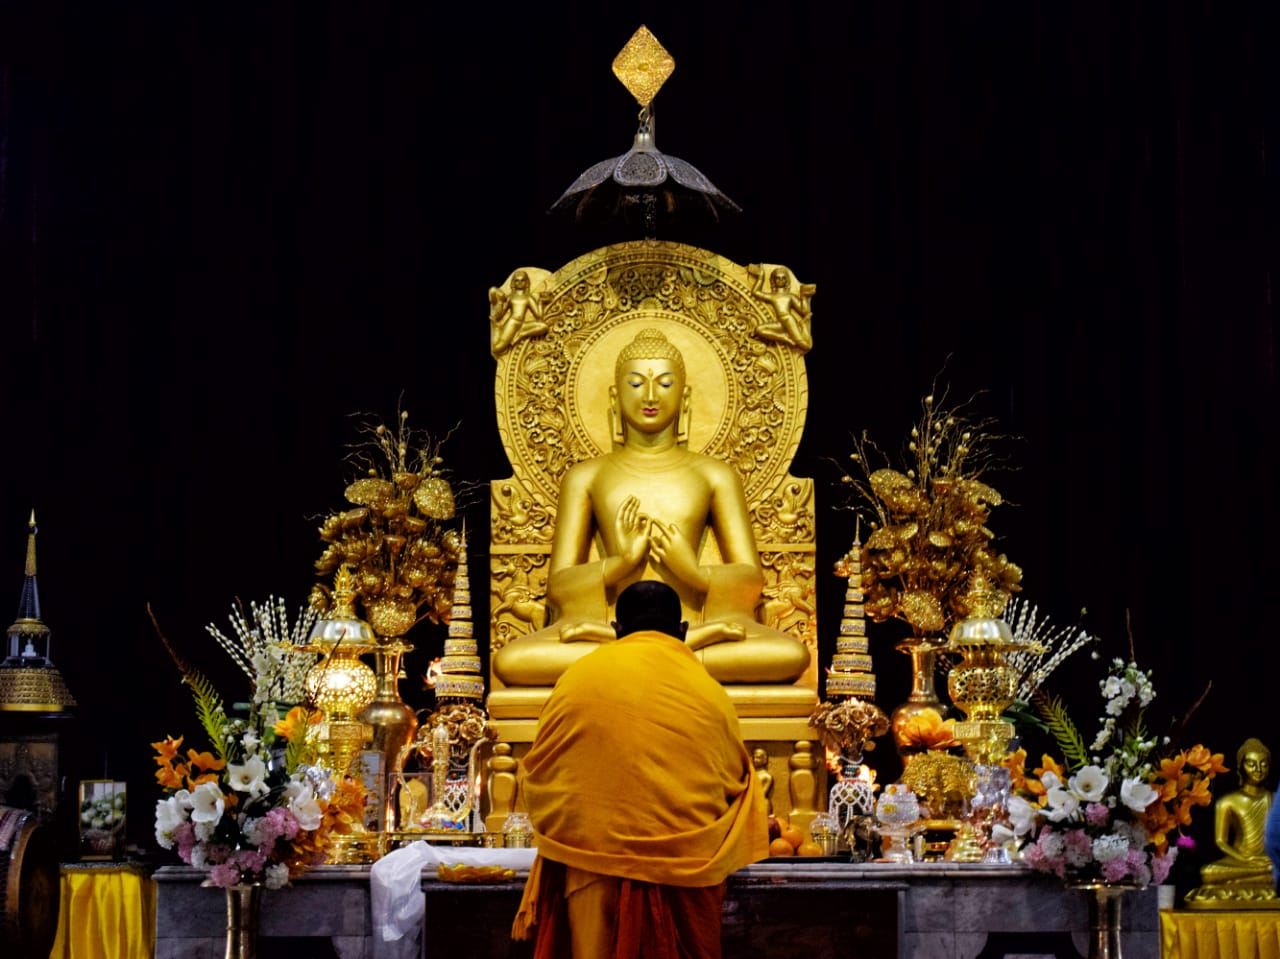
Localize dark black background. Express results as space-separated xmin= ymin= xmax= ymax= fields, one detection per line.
xmin=1 ymin=2 xmax=1275 ymax=866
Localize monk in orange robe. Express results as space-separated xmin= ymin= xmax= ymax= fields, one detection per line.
xmin=512 ymin=580 xmax=770 ymax=958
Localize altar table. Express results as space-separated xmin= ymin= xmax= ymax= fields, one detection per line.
xmin=1161 ymin=910 xmax=1280 ymax=959
xmin=51 ymin=862 xmax=156 ymax=959
xmin=153 ymin=861 xmax=1161 ymax=959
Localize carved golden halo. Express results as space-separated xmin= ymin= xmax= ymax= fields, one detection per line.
xmin=493 ymin=241 xmax=808 ymax=510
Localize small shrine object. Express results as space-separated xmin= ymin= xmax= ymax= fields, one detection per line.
xmin=0 ymin=512 xmax=77 ymax=848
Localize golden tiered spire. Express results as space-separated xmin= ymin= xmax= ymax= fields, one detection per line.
xmin=0 ymin=511 xmax=77 ymax=712
xmin=431 ymin=525 xmax=484 ymax=703
xmin=825 ymin=528 xmax=877 ymax=700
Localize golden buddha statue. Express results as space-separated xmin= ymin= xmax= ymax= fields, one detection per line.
xmin=1186 ymin=737 xmax=1278 ymax=908
xmin=491 ymin=328 xmax=811 ymax=687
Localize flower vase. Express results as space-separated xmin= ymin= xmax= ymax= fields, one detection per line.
xmin=1073 ymin=883 xmax=1138 ymax=959
xmin=222 ymin=883 xmax=262 ymax=959
xmin=890 ymin=642 xmax=944 ymax=755
xmin=358 ymin=644 xmax=418 ymax=830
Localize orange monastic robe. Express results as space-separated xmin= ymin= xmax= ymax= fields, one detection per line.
xmin=512 ymin=630 xmax=770 ymax=957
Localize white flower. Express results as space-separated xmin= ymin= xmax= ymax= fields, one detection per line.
xmin=189 ymin=781 xmax=226 ymax=825
xmin=1092 ymin=832 xmax=1130 ymax=863
xmin=1045 ymin=787 xmax=1079 ymax=823
xmin=264 ymin=863 xmax=290 ymax=890
xmin=1040 ymin=770 xmax=1063 ymax=792
xmin=1120 ymin=777 xmax=1159 ymax=813
xmin=1007 ymin=795 xmax=1039 ymax=837
xmin=287 ymin=782 xmax=323 ymax=831
xmin=1069 ymin=765 xmax=1109 ymax=803
xmin=153 ymin=795 xmax=189 ymax=848
xmin=190 ymin=843 xmax=209 ymax=868
xmin=227 ymin=755 xmax=268 ymax=797
xmin=193 ymin=819 xmax=217 ymax=843
xmin=990 ymin=823 xmax=1015 ymax=845
xmin=241 ymin=729 xmax=261 ymax=752
xmin=242 ymin=816 xmax=266 ymax=847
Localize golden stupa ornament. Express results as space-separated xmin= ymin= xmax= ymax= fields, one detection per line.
xmin=551 ymin=25 xmax=739 ymax=235
xmin=0 ymin=512 xmax=76 ymax=713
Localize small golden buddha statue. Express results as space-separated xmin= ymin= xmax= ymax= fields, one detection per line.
xmin=491 ymin=328 xmax=811 ymax=687
xmin=1186 ymin=737 xmax=1278 ymax=907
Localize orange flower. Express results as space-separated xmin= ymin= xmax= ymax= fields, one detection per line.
xmin=1034 ymin=754 xmax=1067 ymax=783
xmin=155 ymin=763 xmax=187 ymax=790
xmin=151 ymin=735 xmax=184 ymax=763
xmin=186 ymin=770 xmax=222 ymax=789
xmin=274 ymin=705 xmax=318 ymax=742
xmin=1157 ymin=754 xmax=1186 ymax=780
xmin=1188 ymin=777 xmax=1213 ymax=805
xmin=1186 ymin=746 xmax=1227 ymax=776
xmin=186 ymin=749 xmax=226 ymax=773
xmin=896 ymin=708 xmax=961 ymax=750
xmin=1003 ymin=748 xmax=1036 ymax=793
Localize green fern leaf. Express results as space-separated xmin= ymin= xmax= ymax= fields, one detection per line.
xmin=1032 ymin=690 xmax=1090 ymax=770
xmin=183 ymin=670 xmax=228 ymax=762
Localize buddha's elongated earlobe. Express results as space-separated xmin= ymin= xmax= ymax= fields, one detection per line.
xmin=609 ymin=385 xmax=625 ymax=445
xmin=677 ymin=386 xmax=691 ymax=446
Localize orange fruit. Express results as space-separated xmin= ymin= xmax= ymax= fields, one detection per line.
xmin=769 ymin=837 xmax=795 ymax=857
xmin=796 ymin=841 xmax=825 ymax=857
xmin=779 ymin=824 xmax=804 ymax=849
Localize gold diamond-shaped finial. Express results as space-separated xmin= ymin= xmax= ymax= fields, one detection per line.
xmin=612 ymin=26 xmax=674 ymax=108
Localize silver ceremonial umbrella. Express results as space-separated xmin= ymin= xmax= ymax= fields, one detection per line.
xmin=549 ymin=115 xmax=741 ymax=237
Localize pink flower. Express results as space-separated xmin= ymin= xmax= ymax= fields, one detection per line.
xmin=1084 ymin=803 xmax=1110 ymax=827
xmin=1151 ymin=850 xmax=1175 ymax=884
xmin=265 ymin=806 xmax=301 ymax=841
xmin=1102 ymin=858 xmax=1132 ymax=883
xmin=1125 ymin=849 xmax=1152 ymax=887
xmin=173 ymin=821 xmax=197 ymax=860
xmin=1175 ymin=835 xmax=1196 ymax=851
xmin=208 ymin=862 xmax=242 ymax=888
xmin=1027 ymin=831 xmax=1068 ymax=878
xmin=1063 ymin=829 xmax=1093 ymax=868
xmin=204 ymin=843 xmax=232 ymax=865
xmin=235 ymin=848 xmax=268 ymax=874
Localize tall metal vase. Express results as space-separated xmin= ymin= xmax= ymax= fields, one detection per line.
xmin=890 ymin=642 xmax=944 ymax=754
xmin=222 ymin=883 xmax=261 ymax=959
xmin=358 ymin=643 xmax=419 ymax=830
xmin=1076 ymin=883 xmax=1136 ymax=959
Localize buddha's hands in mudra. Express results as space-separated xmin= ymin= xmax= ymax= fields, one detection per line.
xmin=598 ymin=497 xmax=747 ymax=651
xmin=611 ymin=495 xmax=651 ymax=576
xmin=648 ymin=519 xmax=710 ymax=594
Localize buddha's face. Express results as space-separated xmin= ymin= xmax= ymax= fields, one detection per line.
xmin=616 ymin=355 xmax=685 ymax=434
xmin=1240 ymin=749 xmax=1270 ymax=786
xmin=512 ymin=271 xmax=529 ymax=291
xmin=771 ymin=268 xmax=788 ymax=290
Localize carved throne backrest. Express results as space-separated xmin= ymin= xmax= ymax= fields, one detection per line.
xmin=488 ymin=241 xmax=819 ymax=695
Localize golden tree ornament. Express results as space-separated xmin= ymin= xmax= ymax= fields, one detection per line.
xmin=842 ymin=390 xmax=1023 ymax=644
xmin=310 ymin=410 xmax=467 ymax=639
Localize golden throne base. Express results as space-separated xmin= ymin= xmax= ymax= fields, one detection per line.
xmin=484 ymin=686 xmax=827 ymax=837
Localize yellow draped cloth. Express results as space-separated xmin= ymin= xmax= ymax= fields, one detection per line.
xmin=1162 ymin=911 xmax=1280 ymax=959
xmin=512 ymin=629 xmax=769 ymax=942
xmin=51 ymin=864 xmax=156 ymax=959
